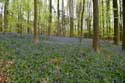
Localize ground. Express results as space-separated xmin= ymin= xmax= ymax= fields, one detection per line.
xmin=0 ymin=33 xmax=125 ymax=83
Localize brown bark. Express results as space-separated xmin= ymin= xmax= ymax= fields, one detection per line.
xmin=61 ymin=0 xmax=65 ymax=36
xmin=93 ymin=0 xmax=100 ymax=52
xmin=48 ymin=0 xmax=52 ymax=36
xmin=113 ymin=0 xmax=120 ymax=45
xmin=0 ymin=10 xmax=2 ymax=32
xmin=33 ymin=0 xmax=39 ymax=44
xmin=57 ymin=0 xmax=61 ymax=36
xmin=4 ymin=0 xmax=9 ymax=33
xmin=122 ymin=0 xmax=125 ymax=50
xmin=27 ymin=1 xmax=30 ymax=34
xmin=69 ymin=0 xmax=74 ymax=37
xmin=80 ymin=0 xmax=85 ymax=42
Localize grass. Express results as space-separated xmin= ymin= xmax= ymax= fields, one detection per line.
xmin=0 ymin=34 xmax=125 ymax=83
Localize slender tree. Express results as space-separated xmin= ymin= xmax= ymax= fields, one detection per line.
xmin=33 ymin=0 xmax=39 ymax=44
xmin=48 ymin=0 xmax=52 ymax=36
xmin=79 ymin=0 xmax=85 ymax=42
xmin=113 ymin=0 xmax=119 ymax=45
xmin=122 ymin=0 xmax=125 ymax=50
xmin=93 ymin=0 xmax=100 ymax=52
xmin=61 ymin=0 xmax=65 ymax=36
xmin=69 ymin=0 xmax=74 ymax=37
xmin=4 ymin=0 xmax=9 ymax=33
xmin=0 ymin=5 xmax=3 ymax=32
xmin=76 ymin=0 xmax=82 ymax=38
xmin=86 ymin=0 xmax=92 ymax=38
xmin=106 ymin=0 xmax=111 ymax=39
xmin=18 ymin=1 xmax=23 ymax=35
xmin=27 ymin=0 xmax=30 ymax=34
xmin=57 ymin=0 xmax=60 ymax=36
xmin=102 ymin=0 xmax=106 ymax=38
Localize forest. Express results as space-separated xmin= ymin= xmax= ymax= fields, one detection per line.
xmin=0 ymin=0 xmax=125 ymax=83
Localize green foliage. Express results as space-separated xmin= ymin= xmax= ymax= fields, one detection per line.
xmin=0 ymin=34 xmax=125 ymax=83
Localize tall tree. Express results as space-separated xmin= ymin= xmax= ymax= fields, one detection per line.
xmin=57 ymin=0 xmax=60 ymax=36
xmin=79 ymin=0 xmax=85 ymax=42
xmin=61 ymin=0 xmax=65 ymax=36
xmin=27 ymin=0 xmax=30 ymax=33
xmin=76 ymin=0 xmax=82 ymax=38
xmin=93 ymin=0 xmax=100 ymax=52
xmin=69 ymin=0 xmax=74 ymax=37
xmin=0 ymin=5 xmax=3 ymax=32
xmin=102 ymin=0 xmax=106 ymax=37
xmin=4 ymin=0 xmax=9 ymax=33
xmin=33 ymin=0 xmax=39 ymax=44
xmin=122 ymin=0 xmax=125 ymax=50
xmin=86 ymin=0 xmax=92 ymax=38
xmin=18 ymin=1 xmax=23 ymax=35
xmin=113 ymin=0 xmax=119 ymax=45
xmin=106 ymin=0 xmax=111 ymax=39
xmin=48 ymin=0 xmax=52 ymax=36
xmin=119 ymin=0 xmax=122 ymax=40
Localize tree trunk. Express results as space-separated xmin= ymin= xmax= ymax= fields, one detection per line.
xmin=4 ymin=0 xmax=9 ymax=33
xmin=87 ymin=0 xmax=92 ymax=38
xmin=76 ymin=1 xmax=81 ymax=38
xmin=69 ymin=0 xmax=74 ymax=37
xmin=102 ymin=0 xmax=105 ymax=38
xmin=119 ymin=0 xmax=123 ymax=41
xmin=18 ymin=3 xmax=23 ymax=36
xmin=122 ymin=0 xmax=125 ymax=50
xmin=61 ymin=0 xmax=65 ymax=36
xmin=93 ymin=0 xmax=100 ymax=52
xmin=48 ymin=0 xmax=52 ymax=36
xmin=106 ymin=0 xmax=111 ymax=40
xmin=27 ymin=1 xmax=30 ymax=34
xmin=113 ymin=0 xmax=119 ymax=45
xmin=33 ymin=0 xmax=39 ymax=44
xmin=57 ymin=0 xmax=60 ymax=36
xmin=0 ymin=7 xmax=2 ymax=32
xmin=80 ymin=0 xmax=85 ymax=42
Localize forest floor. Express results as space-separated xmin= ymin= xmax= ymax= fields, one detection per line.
xmin=0 ymin=33 xmax=125 ymax=83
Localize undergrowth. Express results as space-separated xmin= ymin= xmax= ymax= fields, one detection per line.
xmin=0 ymin=34 xmax=125 ymax=83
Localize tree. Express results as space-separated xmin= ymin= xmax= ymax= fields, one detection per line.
xmin=17 ymin=0 xmax=23 ymax=35
xmin=122 ymin=0 xmax=125 ymax=50
xmin=61 ymin=0 xmax=65 ymax=36
xmin=33 ymin=0 xmax=39 ymax=44
xmin=106 ymin=0 xmax=111 ymax=39
xmin=57 ymin=0 xmax=60 ymax=36
xmin=48 ymin=0 xmax=52 ymax=36
xmin=79 ymin=0 xmax=85 ymax=42
xmin=93 ymin=0 xmax=100 ymax=52
xmin=69 ymin=0 xmax=74 ymax=37
xmin=0 ymin=4 xmax=3 ymax=32
xmin=86 ymin=0 xmax=92 ymax=38
xmin=76 ymin=0 xmax=82 ymax=38
xmin=27 ymin=0 xmax=31 ymax=33
xmin=4 ymin=0 xmax=9 ymax=33
xmin=113 ymin=0 xmax=119 ymax=45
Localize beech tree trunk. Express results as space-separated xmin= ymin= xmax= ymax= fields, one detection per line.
xmin=27 ymin=1 xmax=30 ymax=34
xmin=61 ymin=0 xmax=65 ymax=36
xmin=80 ymin=0 xmax=85 ymax=42
xmin=33 ymin=0 xmax=39 ymax=44
xmin=57 ymin=0 xmax=61 ymax=36
xmin=93 ymin=0 xmax=100 ymax=52
xmin=0 ymin=7 xmax=2 ymax=32
xmin=48 ymin=0 xmax=52 ymax=36
xmin=4 ymin=0 xmax=9 ymax=33
xmin=122 ymin=0 xmax=125 ymax=50
xmin=113 ymin=0 xmax=120 ymax=45
xmin=69 ymin=0 xmax=74 ymax=37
